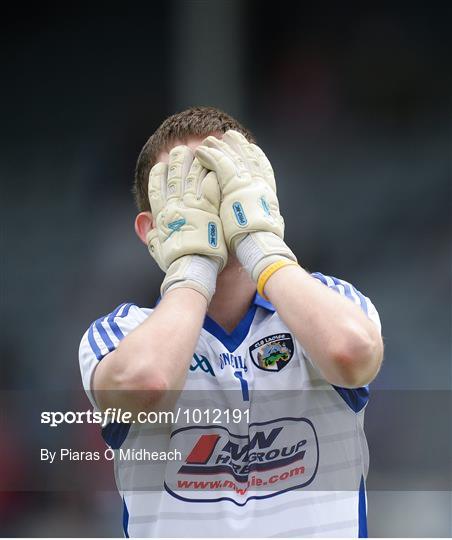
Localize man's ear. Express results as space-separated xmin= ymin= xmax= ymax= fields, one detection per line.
xmin=135 ymin=211 xmax=154 ymax=245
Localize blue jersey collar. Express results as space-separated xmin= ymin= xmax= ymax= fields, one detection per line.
xmin=253 ymin=292 xmax=275 ymax=312
xmin=203 ymin=292 xmax=275 ymax=352
xmin=155 ymin=292 xmax=275 ymax=352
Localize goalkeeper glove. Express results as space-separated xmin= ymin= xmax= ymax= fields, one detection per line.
xmin=195 ymin=130 xmax=297 ymax=293
xmin=147 ymin=145 xmax=228 ymax=302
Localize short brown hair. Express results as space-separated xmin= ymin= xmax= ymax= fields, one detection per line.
xmin=133 ymin=106 xmax=255 ymax=212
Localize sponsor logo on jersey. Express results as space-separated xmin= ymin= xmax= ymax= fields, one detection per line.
xmin=190 ymin=353 xmax=215 ymax=376
xmin=249 ymin=333 xmax=294 ymax=372
xmin=219 ymin=352 xmax=248 ymax=372
xmin=181 ymin=427 xmax=306 ymax=479
xmin=165 ymin=417 xmax=319 ymax=504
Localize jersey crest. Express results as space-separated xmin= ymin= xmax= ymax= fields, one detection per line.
xmin=249 ymin=333 xmax=294 ymax=372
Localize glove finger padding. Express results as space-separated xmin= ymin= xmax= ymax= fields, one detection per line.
xmin=148 ymin=161 xmax=168 ymax=217
xmin=147 ymin=147 xmax=227 ymax=272
xmin=146 ymin=226 xmax=166 ymax=272
xmin=196 ymin=133 xmax=284 ymax=252
xmin=195 ymin=141 xmax=252 ymax=195
xmin=166 ymin=145 xmax=194 ymax=201
xmin=249 ymin=143 xmax=277 ymax=193
xmin=147 ymin=161 xmax=169 ymax=271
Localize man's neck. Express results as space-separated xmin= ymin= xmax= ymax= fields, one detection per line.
xmin=207 ymin=256 xmax=256 ymax=334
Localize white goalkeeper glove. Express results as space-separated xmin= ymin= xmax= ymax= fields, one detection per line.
xmin=195 ymin=130 xmax=297 ymax=293
xmin=146 ymin=145 xmax=228 ymax=302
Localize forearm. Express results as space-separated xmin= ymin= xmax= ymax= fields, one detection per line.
xmin=93 ymin=287 xmax=207 ymax=413
xmin=195 ymin=131 xmax=383 ymax=387
xmin=264 ymin=265 xmax=383 ymax=387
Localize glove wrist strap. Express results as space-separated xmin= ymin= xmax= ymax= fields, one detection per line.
xmin=162 ymin=255 xmax=220 ymax=303
xmin=236 ymin=232 xmax=298 ymax=282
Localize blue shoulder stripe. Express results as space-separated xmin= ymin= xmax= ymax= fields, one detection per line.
xmin=350 ymin=284 xmax=368 ymax=315
xmin=354 ymin=289 xmax=368 ymax=315
xmin=107 ymin=302 xmax=134 ymax=340
xmin=311 ymin=272 xmax=328 ymax=286
xmin=330 ymin=276 xmax=354 ymax=301
xmin=87 ymin=323 xmax=103 ymax=361
xmin=312 ymin=273 xmax=349 ymax=300
xmin=87 ymin=315 xmax=116 ymax=360
xmin=331 ymin=276 xmax=368 ymax=315
xmin=106 ymin=303 xmax=127 ymax=340
xmin=88 ymin=303 xmax=136 ymax=360
xmin=312 ymin=272 xmax=369 ymax=316
xmin=95 ymin=318 xmax=115 ymax=351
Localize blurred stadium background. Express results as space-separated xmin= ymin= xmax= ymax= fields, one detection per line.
xmin=1 ymin=1 xmax=451 ymax=536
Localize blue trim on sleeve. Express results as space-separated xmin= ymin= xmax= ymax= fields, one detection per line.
xmin=87 ymin=303 xmax=137 ymax=361
xmin=87 ymin=323 xmax=103 ymax=361
xmin=95 ymin=318 xmax=115 ymax=352
xmin=353 ymin=287 xmax=369 ymax=315
xmin=101 ymin=421 xmax=130 ymax=449
xmin=330 ymin=276 xmax=354 ymax=301
xmin=358 ymin=475 xmax=368 ymax=537
xmin=122 ymin=302 xmax=134 ymax=317
xmin=106 ymin=303 xmax=127 ymax=340
xmin=333 ymin=385 xmax=369 ymax=413
xmin=312 ymin=272 xmax=369 ymax=316
xmin=86 ymin=304 xmax=138 ymax=459
xmin=311 ymin=271 xmax=328 ymax=286
xmin=122 ymin=497 xmax=129 ymax=538
xmin=333 ymin=276 xmax=368 ymax=315
xmin=107 ymin=302 xmax=136 ymax=340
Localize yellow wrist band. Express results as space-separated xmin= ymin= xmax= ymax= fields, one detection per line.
xmin=257 ymin=260 xmax=299 ymax=300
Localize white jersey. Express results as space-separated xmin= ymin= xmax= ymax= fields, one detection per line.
xmin=79 ymin=273 xmax=381 ymax=538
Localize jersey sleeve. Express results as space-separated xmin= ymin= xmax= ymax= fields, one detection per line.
xmin=78 ymin=302 xmax=149 ymax=408
xmin=309 ymin=273 xmax=382 ymax=412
